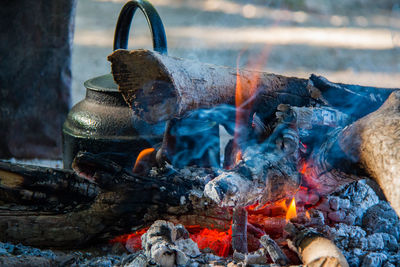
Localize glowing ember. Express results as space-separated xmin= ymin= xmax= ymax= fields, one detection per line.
xmin=109 ymin=227 xmax=148 ymax=252
xmin=133 ymin=147 xmax=155 ymax=173
xmin=286 ymin=197 xmax=297 ymax=222
xmin=299 ymin=161 xmax=308 ymax=174
xmin=111 ymin=226 xmax=232 ymax=258
xmin=190 ymin=227 xmax=232 ymax=257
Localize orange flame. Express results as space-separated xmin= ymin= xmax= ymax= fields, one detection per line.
xmin=133 ymin=148 xmax=155 ymax=173
xmin=231 ymin=48 xmax=271 ymax=168
xmin=305 ymin=210 xmax=311 ymax=220
xmin=286 ymin=197 xmax=297 ymax=222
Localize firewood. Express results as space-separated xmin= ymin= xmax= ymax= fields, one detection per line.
xmin=204 ymin=109 xmax=301 ymax=208
xmin=285 ymin=223 xmax=349 ymax=267
xmin=108 ymin=50 xmax=399 ymax=125
xmin=333 ymin=90 xmax=400 ymax=216
xmin=108 ymin=49 xmax=314 ymax=124
xmin=304 ymin=91 xmax=400 ymax=216
xmin=232 ymin=206 xmax=248 ymax=254
xmin=309 ymin=74 xmax=396 ymax=119
xmin=259 ymin=234 xmax=289 ymax=265
xmin=0 ymin=153 xmax=224 ymax=247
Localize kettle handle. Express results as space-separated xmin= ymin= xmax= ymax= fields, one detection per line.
xmin=113 ymin=0 xmax=167 ymax=55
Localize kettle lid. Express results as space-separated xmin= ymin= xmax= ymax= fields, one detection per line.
xmin=84 ymin=74 xmax=119 ymax=92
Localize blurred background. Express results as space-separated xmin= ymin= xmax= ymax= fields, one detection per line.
xmin=72 ymin=0 xmax=400 ymax=104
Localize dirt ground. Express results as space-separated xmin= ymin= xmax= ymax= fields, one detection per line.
xmin=72 ymin=0 xmax=400 ymax=104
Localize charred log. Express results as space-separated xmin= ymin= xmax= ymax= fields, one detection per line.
xmin=108 ymin=49 xmax=314 ymax=124
xmin=310 ymin=74 xmax=397 ymax=119
xmin=231 ymin=206 xmax=248 ymax=254
xmin=259 ymin=234 xmax=289 ymax=266
xmin=300 ymin=91 xmax=400 ymax=216
xmin=0 ymin=154 xmax=223 ymax=247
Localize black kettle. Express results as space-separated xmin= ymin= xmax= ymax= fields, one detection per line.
xmin=62 ymin=0 xmax=167 ymax=168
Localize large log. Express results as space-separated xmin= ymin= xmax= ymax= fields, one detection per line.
xmin=108 ymin=49 xmax=399 ymax=124
xmin=303 ymin=91 xmax=400 ymax=216
xmin=0 ymin=154 xmax=228 ymax=247
xmin=108 ymin=49 xmax=313 ymax=124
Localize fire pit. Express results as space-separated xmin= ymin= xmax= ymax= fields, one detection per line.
xmin=1 ymin=1 xmax=400 ymax=267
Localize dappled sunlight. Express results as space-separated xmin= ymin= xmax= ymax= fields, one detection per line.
xmin=75 ymin=25 xmax=399 ymax=50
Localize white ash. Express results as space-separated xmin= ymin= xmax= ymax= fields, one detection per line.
xmin=307 ymin=180 xmax=400 ymax=267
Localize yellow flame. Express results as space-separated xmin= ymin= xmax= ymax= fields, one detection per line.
xmin=286 ymin=197 xmax=297 ymax=222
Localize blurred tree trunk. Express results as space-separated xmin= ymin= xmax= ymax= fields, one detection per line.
xmin=0 ymin=0 xmax=77 ymax=159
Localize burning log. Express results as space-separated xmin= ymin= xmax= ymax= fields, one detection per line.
xmin=108 ymin=49 xmax=314 ymax=124
xmin=305 ymin=91 xmax=400 ymax=216
xmin=285 ymin=223 xmax=349 ymax=267
xmin=108 ymin=49 xmax=399 ymax=125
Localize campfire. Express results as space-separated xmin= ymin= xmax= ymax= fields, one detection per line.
xmin=0 ymin=45 xmax=399 ymax=266
xmin=1 ymin=1 xmax=400 ymax=265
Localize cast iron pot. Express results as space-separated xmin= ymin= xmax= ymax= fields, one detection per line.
xmin=62 ymin=0 xmax=167 ymax=168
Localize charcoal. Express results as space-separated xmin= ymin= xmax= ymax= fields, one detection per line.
xmin=334 ymin=180 xmax=379 ymax=224
xmin=316 ymin=197 xmax=331 ymax=212
xmin=329 ymin=196 xmax=341 ymax=210
xmin=362 ymin=201 xmax=400 ymax=240
xmin=327 ymin=223 xmax=367 ymax=250
xmin=328 ymin=210 xmax=346 ymax=222
xmin=0 ymin=247 xmax=8 ymax=256
xmin=123 ymin=253 xmax=147 ymax=267
xmin=367 ymin=233 xmax=385 ymax=251
xmin=361 ymin=252 xmax=388 ymax=267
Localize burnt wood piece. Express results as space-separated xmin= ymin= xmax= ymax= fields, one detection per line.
xmin=285 ymin=223 xmax=349 ymax=267
xmin=0 ymin=0 xmax=76 ymax=158
xmin=259 ymin=234 xmax=289 ymax=266
xmin=108 ymin=49 xmax=314 ymax=124
xmin=329 ymin=91 xmax=400 ymax=216
xmin=310 ymin=74 xmax=398 ymax=119
xmin=204 ymin=108 xmax=302 ymax=208
xmin=299 ymin=91 xmax=400 ymax=216
xmin=0 ymin=153 xmax=226 ymax=247
xmin=232 ymin=206 xmax=248 ymax=254
xmin=0 ymin=160 xmax=98 ymax=208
